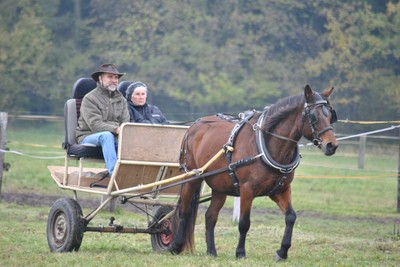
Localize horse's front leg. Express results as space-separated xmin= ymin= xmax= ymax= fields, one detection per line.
xmin=205 ymin=192 xmax=227 ymax=256
xmin=235 ymin=192 xmax=254 ymax=259
xmin=271 ymin=186 xmax=297 ymax=261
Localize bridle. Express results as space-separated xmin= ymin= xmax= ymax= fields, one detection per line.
xmin=302 ymin=99 xmax=337 ymax=147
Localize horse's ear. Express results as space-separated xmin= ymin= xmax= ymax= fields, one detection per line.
xmin=322 ymin=87 xmax=334 ymax=98
xmin=304 ymin=85 xmax=313 ymax=103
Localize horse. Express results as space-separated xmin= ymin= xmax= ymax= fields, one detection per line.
xmin=169 ymin=85 xmax=339 ymax=261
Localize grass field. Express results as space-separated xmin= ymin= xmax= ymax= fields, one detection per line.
xmin=1 ymin=121 xmax=399 ymax=266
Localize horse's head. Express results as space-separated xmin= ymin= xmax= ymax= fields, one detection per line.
xmin=302 ymin=85 xmax=338 ymax=155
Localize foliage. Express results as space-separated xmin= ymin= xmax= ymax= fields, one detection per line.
xmin=0 ymin=0 xmax=398 ymax=124
xmin=306 ymin=1 xmax=400 ymax=121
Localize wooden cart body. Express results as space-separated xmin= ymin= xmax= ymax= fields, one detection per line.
xmin=46 ymin=122 xmax=215 ymax=252
xmin=49 ymin=123 xmax=189 ymax=198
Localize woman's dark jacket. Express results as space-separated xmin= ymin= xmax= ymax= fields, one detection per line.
xmin=127 ymin=102 xmax=168 ymax=124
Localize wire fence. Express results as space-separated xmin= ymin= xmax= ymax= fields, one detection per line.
xmin=2 ymin=117 xmax=399 ymax=162
xmin=1 ymin=113 xmax=400 ymax=215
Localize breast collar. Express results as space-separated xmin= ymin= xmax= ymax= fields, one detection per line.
xmin=254 ymin=108 xmax=301 ymax=173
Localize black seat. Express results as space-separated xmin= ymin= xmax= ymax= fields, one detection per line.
xmin=117 ymin=81 xmax=132 ymax=98
xmin=63 ymin=78 xmax=103 ymax=159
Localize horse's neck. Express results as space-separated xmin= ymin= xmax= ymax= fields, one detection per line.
xmin=265 ymin=111 xmax=302 ymax=164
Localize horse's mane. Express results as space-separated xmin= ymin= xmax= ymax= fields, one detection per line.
xmin=262 ymin=93 xmax=305 ymax=132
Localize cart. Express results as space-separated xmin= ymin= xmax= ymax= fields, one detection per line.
xmin=47 ymin=122 xmax=215 ymax=253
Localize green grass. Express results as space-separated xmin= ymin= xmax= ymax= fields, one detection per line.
xmin=1 ymin=202 xmax=399 ymax=266
xmin=3 ymin=121 xmax=65 ymax=193
xmin=1 ymin=122 xmax=400 ymax=266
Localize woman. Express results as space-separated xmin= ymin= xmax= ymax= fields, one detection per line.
xmin=125 ymin=81 xmax=168 ymax=124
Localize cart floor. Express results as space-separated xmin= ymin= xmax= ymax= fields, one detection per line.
xmin=48 ymin=166 xmax=109 ymax=192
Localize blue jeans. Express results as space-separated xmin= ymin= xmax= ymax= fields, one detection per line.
xmin=81 ymin=131 xmax=117 ymax=176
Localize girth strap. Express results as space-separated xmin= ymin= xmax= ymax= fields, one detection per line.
xmin=265 ymin=174 xmax=287 ymax=196
xmin=227 ymin=156 xmax=259 ymax=196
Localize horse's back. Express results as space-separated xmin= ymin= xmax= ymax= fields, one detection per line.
xmin=185 ymin=115 xmax=234 ymax=166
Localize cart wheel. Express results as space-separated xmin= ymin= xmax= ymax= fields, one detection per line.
xmin=150 ymin=206 xmax=175 ymax=252
xmin=47 ymin=198 xmax=85 ymax=252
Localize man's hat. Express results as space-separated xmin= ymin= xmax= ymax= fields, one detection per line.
xmin=91 ymin=63 xmax=125 ymax=82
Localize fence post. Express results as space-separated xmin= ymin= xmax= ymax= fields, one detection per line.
xmin=397 ymin=128 xmax=400 ymax=213
xmin=0 ymin=112 xmax=8 ymax=198
xmin=358 ymin=135 xmax=366 ymax=169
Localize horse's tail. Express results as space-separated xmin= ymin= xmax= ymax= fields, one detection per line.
xmin=178 ymin=131 xmax=189 ymax=172
xmin=172 ymin=186 xmax=201 ymax=254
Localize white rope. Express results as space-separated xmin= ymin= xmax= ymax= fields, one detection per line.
xmin=0 ymin=149 xmax=65 ymax=159
xmin=301 ymin=125 xmax=400 ymax=147
xmin=1 ymin=125 xmax=398 ymax=159
xmin=336 ymin=125 xmax=400 ymax=141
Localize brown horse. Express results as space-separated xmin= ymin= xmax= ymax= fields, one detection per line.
xmin=170 ymin=85 xmax=338 ymax=261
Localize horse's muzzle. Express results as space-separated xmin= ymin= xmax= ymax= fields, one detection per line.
xmin=322 ymin=141 xmax=338 ymax=156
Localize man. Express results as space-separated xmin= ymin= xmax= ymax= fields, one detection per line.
xmin=76 ymin=63 xmax=130 ymax=178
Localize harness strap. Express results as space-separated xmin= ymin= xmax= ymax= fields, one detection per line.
xmin=228 ymin=168 xmax=240 ymax=196
xmin=224 ymin=111 xmax=255 ymax=163
xmin=219 ymin=111 xmax=256 ymax=194
xmin=227 ymin=156 xmax=260 ymax=196
xmin=265 ymin=175 xmax=287 ymax=196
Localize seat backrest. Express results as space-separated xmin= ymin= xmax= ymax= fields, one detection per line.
xmin=63 ymin=78 xmax=97 ymax=149
xmin=72 ymin=78 xmax=97 ymax=119
xmin=117 ymin=81 xmax=132 ymax=98
xmin=63 ymin=99 xmax=78 ymax=147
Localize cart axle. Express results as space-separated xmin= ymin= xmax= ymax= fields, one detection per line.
xmin=85 ymin=225 xmax=167 ymax=234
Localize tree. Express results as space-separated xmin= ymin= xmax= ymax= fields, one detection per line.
xmin=305 ymin=1 xmax=400 ymax=124
xmin=0 ymin=0 xmax=93 ymax=115
xmin=1 ymin=0 xmax=398 ymax=126
xmin=0 ymin=0 xmax=54 ymax=113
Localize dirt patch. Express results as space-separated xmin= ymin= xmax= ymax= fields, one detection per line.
xmin=0 ymin=191 xmax=146 ymax=213
xmin=1 ymin=191 xmax=399 ymax=225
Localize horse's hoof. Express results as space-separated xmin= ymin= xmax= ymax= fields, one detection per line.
xmin=169 ymin=246 xmax=181 ymax=255
xmin=236 ymin=251 xmax=246 ymax=259
xmin=207 ymin=250 xmax=218 ymax=257
xmin=274 ymin=252 xmax=286 ymax=262
xmin=236 ymin=254 xmax=246 ymax=259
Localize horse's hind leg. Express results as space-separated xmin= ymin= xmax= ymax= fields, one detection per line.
xmin=205 ymin=192 xmax=227 ymax=256
xmin=271 ymin=187 xmax=297 ymax=261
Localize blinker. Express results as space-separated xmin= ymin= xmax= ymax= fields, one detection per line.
xmin=330 ymin=109 xmax=337 ymax=124
xmin=309 ymin=103 xmax=337 ymax=125
xmin=309 ymin=109 xmax=318 ymax=125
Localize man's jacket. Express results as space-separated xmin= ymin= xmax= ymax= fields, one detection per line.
xmin=76 ymin=85 xmax=130 ymax=143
